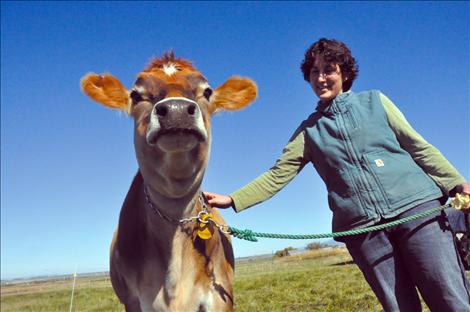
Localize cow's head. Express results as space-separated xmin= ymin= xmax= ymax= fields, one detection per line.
xmin=81 ymin=52 xmax=257 ymax=198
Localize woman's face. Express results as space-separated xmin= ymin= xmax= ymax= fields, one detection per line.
xmin=309 ymin=56 xmax=345 ymax=103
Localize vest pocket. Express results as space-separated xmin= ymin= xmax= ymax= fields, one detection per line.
xmin=362 ymin=149 xmax=436 ymax=207
xmin=326 ymin=168 xmax=367 ymax=229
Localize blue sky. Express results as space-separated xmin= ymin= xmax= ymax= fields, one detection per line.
xmin=1 ymin=2 xmax=468 ymax=280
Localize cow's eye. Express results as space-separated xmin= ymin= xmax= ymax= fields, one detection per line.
xmin=203 ymin=88 xmax=213 ymax=100
xmin=130 ymin=90 xmax=143 ymax=104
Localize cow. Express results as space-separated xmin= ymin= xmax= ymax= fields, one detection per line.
xmin=80 ymin=51 xmax=257 ymax=312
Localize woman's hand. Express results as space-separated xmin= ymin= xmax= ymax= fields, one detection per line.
xmin=203 ymin=192 xmax=234 ymax=209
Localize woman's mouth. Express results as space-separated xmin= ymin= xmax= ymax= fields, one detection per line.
xmin=318 ymin=85 xmax=329 ymax=91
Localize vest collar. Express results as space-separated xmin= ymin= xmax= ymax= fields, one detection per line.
xmin=333 ymin=90 xmax=352 ymax=104
xmin=315 ymin=90 xmax=353 ymax=115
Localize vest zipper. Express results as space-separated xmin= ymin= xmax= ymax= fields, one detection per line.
xmin=334 ymin=103 xmax=383 ymax=218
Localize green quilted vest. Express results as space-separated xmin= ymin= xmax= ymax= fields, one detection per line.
xmin=304 ymin=90 xmax=443 ymax=232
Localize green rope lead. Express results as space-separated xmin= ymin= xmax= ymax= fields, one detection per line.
xmin=228 ymin=203 xmax=451 ymax=242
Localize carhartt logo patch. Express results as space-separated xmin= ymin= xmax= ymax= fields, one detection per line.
xmin=375 ymin=159 xmax=384 ymax=167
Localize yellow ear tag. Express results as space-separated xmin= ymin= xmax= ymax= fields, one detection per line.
xmin=452 ymin=193 xmax=470 ymax=210
xmin=197 ymin=213 xmax=215 ymax=240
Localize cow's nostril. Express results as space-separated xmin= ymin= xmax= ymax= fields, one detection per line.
xmin=156 ymin=105 xmax=168 ymax=117
xmin=187 ymin=104 xmax=196 ymax=115
xmin=148 ymin=135 xmax=157 ymax=146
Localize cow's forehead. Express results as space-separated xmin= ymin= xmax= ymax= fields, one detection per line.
xmin=131 ymin=53 xmax=211 ymax=98
xmin=134 ymin=65 xmax=208 ymax=95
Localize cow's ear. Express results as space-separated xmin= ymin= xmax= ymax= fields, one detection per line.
xmin=211 ymin=76 xmax=257 ymax=112
xmin=81 ymin=73 xmax=130 ymax=113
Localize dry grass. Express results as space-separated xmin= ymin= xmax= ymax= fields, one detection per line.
xmin=1 ymin=276 xmax=123 ymax=312
xmin=1 ymin=276 xmax=110 ymax=297
xmin=282 ymin=247 xmax=349 ymax=262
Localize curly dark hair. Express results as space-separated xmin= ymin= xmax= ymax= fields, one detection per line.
xmin=300 ymin=38 xmax=359 ymax=92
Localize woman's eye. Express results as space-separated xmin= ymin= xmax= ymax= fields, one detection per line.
xmin=325 ymin=67 xmax=336 ymax=75
xmin=130 ymin=90 xmax=143 ymax=104
xmin=203 ymin=88 xmax=213 ymax=100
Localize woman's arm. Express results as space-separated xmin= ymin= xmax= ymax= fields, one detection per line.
xmin=206 ymin=130 xmax=309 ymax=212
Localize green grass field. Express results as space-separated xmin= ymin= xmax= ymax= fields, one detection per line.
xmin=0 ymin=248 xmax=442 ymax=311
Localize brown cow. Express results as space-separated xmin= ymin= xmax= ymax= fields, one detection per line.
xmin=81 ymin=51 xmax=257 ymax=312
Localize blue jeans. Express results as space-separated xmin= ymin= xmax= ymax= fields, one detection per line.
xmin=343 ymin=200 xmax=470 ymax=311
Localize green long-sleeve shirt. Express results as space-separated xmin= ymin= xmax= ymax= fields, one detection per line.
xmin=230 ymin=93 xmax=466 ymax=212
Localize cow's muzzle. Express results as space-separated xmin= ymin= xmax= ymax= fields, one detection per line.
xmin=146 ymin=97 xmax=207 ymax=151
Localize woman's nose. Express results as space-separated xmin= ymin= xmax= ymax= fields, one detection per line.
xmin=316 ymin=73 xmax=326 ymax=82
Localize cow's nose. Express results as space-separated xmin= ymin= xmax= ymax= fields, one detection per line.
xmin=154 ymin=100 xmax=198 ymax=120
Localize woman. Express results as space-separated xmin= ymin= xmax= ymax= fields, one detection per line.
xmin=205 ymin=38 xmax=470 ymax=311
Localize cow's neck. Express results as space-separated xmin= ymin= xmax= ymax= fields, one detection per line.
xmin=142 ymin=181 xmax=202 ymax=242
xmin=145 ymin=184 xmax=201 ymax=218
xmin=138 ymin=147 xmax=208 ymax=242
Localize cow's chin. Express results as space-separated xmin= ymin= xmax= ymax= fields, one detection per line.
xmin=147 ymin=175 xmax=202 ymax=199
xmin=162 ymin=180 xmax=198 ymax=199
xmin=155 ymin=130 xmax=204 ymax=153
